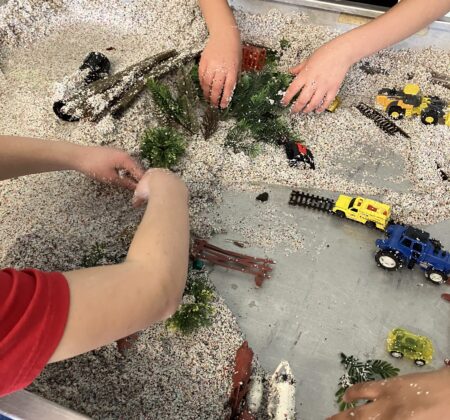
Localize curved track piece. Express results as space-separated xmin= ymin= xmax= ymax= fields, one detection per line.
xmin=355 ymin=102 xmax=410 ymax=139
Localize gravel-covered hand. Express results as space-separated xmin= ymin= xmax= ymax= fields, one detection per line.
xmin=132 ymin=168 xmax=188 ymax=208
xmin=282 ymin=39 xmax=352 ymax=114
xmin=199 ymin=29 xmax=241 ymax=109
xmin=77 ymin=146 xmax=144 ymax=190
xmin=327 ymin=368 xmax=450 ymax=420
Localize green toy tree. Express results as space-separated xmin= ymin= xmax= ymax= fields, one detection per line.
xmin=166 ymin=271 xmax=216 ymax=334
xmin=140 ymin=126 xmax=186 ymax=168
xmin=147 ymin=46 xmax=305 ymax=156
xmin=336 ymin=353 xmax=400 ymax=411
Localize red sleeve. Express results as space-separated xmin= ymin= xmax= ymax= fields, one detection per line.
xmin=0 ymin=269 xmax=70 ymax=397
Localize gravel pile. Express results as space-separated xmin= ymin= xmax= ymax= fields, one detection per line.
xmin=0 ymin=0 xmax=449 ymax=418
xmin=28 ymin=271 xmax=245 ymax=420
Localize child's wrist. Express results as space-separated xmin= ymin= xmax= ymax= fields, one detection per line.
xmin=328 ymin=35 xmax=361 ymax=66
xmin=209 ymin=23 xmax=240 ymax=41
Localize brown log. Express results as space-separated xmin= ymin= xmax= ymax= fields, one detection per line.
xmin=59 ymin=48 xmax=201 ymax=122
xmin=227 ymin=341 xmax=254 ymax=420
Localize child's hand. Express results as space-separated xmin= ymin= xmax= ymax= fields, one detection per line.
xmin=327 ymin=368 xmax=450 ymax=420
xmin=132 ymin=169 xmax=188 ymax=207
xmin=281 ymin=39 xmax=353 ymax=113
xmin=76 ymin=146 xmax=144 ymax=190
xmin=199 ymin=29 xmax=241 ymax=109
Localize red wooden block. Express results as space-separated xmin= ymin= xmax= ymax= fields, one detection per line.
xmin=242 ymin=45 xmax=267 ymax=72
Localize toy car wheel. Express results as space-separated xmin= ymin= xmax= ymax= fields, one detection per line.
xmin=375 ymin=250 xmax=402 ymax=270
xmin=365 ymin=221 xmax=376 ymax=229
xmin=388 ymin=106 xmax=405 ymax=120
xmin=421 ymin=111 xmax=438 ymax=125
xmin=426 ymin=270 xmax=447 ymax=285
xmin=390 ymin=351 xmax=403 ymax=358
xmin=335 ymin=210 xmax=345 ymax=218
xmin=414 ymin=359 xmax=426 ymax=367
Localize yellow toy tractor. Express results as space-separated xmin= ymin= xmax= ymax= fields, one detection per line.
xmin=376 ymin=84 xmax=450 ymax=126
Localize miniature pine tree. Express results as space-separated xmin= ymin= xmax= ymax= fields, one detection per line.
xmin=166 ymin=271 xmax=216 ymax=334
xmin=147 ymin=74 xmax=199 ymax=135
xmin=140 ymin=126 xmax=186 ymax=168
xmin=81 ymin=242 xmax=107 ymax=268
xmin=335 ymin=353 xmax=400 ymax=411
xmin=224 ymin=68 xmax=297 ymax=152
xmin=201 ymin=106 xmax=220 ymax=140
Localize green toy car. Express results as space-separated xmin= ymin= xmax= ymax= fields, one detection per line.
xmin=387 ymin=328 xmax=433 ymax=366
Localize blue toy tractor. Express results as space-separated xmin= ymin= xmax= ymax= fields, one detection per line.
xmin=375 ymin=224 xmax=450 ymax=284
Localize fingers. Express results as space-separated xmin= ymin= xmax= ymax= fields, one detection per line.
xmin=132 ymin=190 xmax=147 ymax=208
xmin=289 ymin=61 xmax=306 ymax=75
xmin=291 ymin=81 xmax=316 ymax=113
xmin=115 ymin=176 xmax=138 ymax=191
xmin=220 ymin=71 xmax=237 ymax=109
xmin=327 ymin=401 xmax=383 ymax=420
xmin=317 ymin=86 xmax=340 ymax=113
xmin=209 ymin=69 xmax=227 ymax=107
xmin=281 ymin=74 xmax=306 ymax=106
xmin=344 ymin=381 xmax=383 ymax=403
xmin=302 ymin=87 xmax=327 ymax=113
xmin=125 ymin=158 xmax=145 ymax=182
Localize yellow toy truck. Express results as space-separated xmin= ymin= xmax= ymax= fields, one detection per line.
xmin=332 ymin=195 xmax=391 ymax=230
xmin=376 ymin=84 xmax=450 ymax=126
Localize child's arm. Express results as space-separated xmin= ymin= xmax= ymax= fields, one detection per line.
xmin=327 ymin=367 xmax=450 ymax=419
xmin=282 ymin=0 xmax=450 ymax=113
xmin=0 ymin=135 xmax=143 ymax=189
xmin=50 ymin=169 xmax=190 ymax=361
xmin=198 ymin=0 xmax=241 ymax=109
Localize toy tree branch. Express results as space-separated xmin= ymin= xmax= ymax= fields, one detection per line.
xmin=58 ymin=48 xmax=201 ymax=122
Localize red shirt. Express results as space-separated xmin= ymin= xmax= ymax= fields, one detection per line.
xmin=0 ymin=269 xmax=69 ymax=396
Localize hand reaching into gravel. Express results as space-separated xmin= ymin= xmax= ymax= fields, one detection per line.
xmin=132 ymin=168 xmax=188 ymax=208
xmin=327 ymin=368 xmax=450 ymax=420
xmin=281 ymin=39 xmax=352 ymax=114
xmin=198 ymin=0 xmax=241 ymax=109
xmin=199 ymin=31 xmax=241 ymax=109
xmin=282 ymin=0 xmax=450 ymax=114
xmin=0 ymin=135 xmax=143 ymax=189
xmin=76 ymin=146 xmax=144 ymax=190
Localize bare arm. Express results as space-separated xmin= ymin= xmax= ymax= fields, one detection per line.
xmin=340 ymin=0 xmax=450 ymax=63
xmin=0 ymin=135 xmax=143 ymax=189
xmin=283 ymin=0 xmax=450 ymax=113
xmin=198 ymin=0 xmax=241 ymax=108
xmin=50 ymin=169 xmax=190 ymax=361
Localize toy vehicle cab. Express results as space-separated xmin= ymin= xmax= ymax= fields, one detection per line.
xmin=387 ymin=328 xmax=433 ymax=366
xmin=284 ymin=141 xmax=315 ymax=169
xmin=332 ymin=195 xmax=391 ymax=230
xmin=375 ymin=224 xmax=450 ymax=284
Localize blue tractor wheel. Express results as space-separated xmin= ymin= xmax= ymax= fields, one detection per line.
xmin=426 ymin=269 xmax=447 ymax=285
xmin=375 ymin=250 xmax=403 ymax=271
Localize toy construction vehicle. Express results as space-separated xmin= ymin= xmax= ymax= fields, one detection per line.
xmin=387 ymin=328 xmax=433 ymax=366
xmin=333 ymin=195 xmax=391 ymax=230
xmin=376 ymin=84 xmax=450 ymax=126
xmin=375 ymin=224 xmax=450 ymax=284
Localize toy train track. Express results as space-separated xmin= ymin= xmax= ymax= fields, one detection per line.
xmin=431 ymin=71 xmax=450 ymax=90
xmin=355 ymin=102 xmax=410 ymax=139
xmin=289 ymin=191 xmax=335 ymax=213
